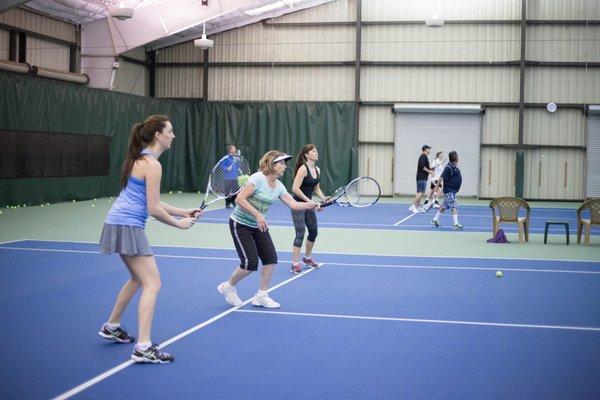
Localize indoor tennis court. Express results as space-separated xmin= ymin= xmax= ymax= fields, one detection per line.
xmin=1 ymin=0 xmax=600 ymax=399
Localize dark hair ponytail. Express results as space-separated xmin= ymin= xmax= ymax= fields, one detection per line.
xmin=120 ymin=115 xmax=170 ymax=188
xmin=294 ymin=144 xmax=317 ymax=178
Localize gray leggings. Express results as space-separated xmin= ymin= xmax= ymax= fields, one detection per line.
xmin=291 ymin=209 xmax=318 ymax=248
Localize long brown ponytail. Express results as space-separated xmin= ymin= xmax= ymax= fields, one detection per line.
xmin=120 ymin=115 xmax=169 ymax=188
xmin=293 ymin=144 xmax=317 ymax=178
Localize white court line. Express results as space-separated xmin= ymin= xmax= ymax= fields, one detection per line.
xmin=0 ymin=239 xmax=27 ymax=245
xmin=195 ymin=217 xmax=582 ymax=232
xmin=53 ymin=268 xmax=315 ymax=400
xmin=1 ymin=246 xmax=599 ymax=275
xmin=7 ymin=239 xmax=600 ymax=264
xmin=394 ymin=212 xmax=418 ymax=226
xmin=235 ymin=309 xmax=600 ymax=333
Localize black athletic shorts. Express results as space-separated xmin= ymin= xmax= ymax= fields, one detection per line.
xmin=229 ymin=218 xmax=277 ymax=271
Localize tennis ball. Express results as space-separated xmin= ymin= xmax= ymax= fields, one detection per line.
xmin=0 ymin=211 xmax=3 ymax=215
xmin=41 ymin=204 xmax=44 ymax=207
xmin=73 ymin=199 xmax=76 ymax=203
xmin=169 ymin=190 xmax=173 ymax=194
xmin=237 ymin=174 xmax=250 ymax=186
xmin=91 ymin=204 xmax=95 ymax=208
xmin=496 ymin=271 xmax=503 ymax=278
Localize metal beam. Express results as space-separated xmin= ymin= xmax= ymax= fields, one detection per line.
xmin=203 ymin=48 xmax=209 ymax=101
xmin=354 ymin=0 xmax=361 ymax=150
xmin=148 ymin=50 xmax=156 ymax=98
xmin=516 ymin=0 xmax=527 ymax=198
xmin=0 ymin=0 xmax=29 ymax=13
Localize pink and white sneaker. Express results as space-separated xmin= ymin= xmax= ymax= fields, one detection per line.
xmin=290 ymin=262 xmax=303 ymax=275
xmin=302 ymin=257 xmax=324 ymax=268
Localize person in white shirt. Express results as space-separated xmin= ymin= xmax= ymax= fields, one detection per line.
xmin=422 ymin=151 xmax=446 ymax=211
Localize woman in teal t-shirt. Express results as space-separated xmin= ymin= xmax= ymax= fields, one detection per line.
xmin=217 ymin=150 xmax=319 ymax=309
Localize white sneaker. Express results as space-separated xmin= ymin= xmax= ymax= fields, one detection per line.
xmin=251 ymin=294 xmax=280 ymax=309
xmin=409 ymin=205 xmax=418 ymax=213
xmin=217 ymin=282 xmax=242 ymax=307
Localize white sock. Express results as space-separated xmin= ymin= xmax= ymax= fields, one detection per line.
xmin=136 ymin=341 xmax=152 ymax=351
xmin=222 ymin=281 xmax=233 ymax=290
xmin=257 ymin=289 xmax=268 ymax=297
xmin=433 ymin=211 xmax=442 ymax=222
xmin=106 ymin=322 xmax=120 ymax=330
xmin=453 ymin=214 xmax=459 ymax=225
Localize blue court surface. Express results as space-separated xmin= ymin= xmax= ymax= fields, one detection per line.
xmin=1 ymin=240 xmax=599 ymax=399
xmin=195 ymin=202 xmax=598 ymax=235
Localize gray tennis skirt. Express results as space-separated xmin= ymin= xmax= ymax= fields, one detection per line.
xmin=99 ymin=223 xmax=153 ymax=256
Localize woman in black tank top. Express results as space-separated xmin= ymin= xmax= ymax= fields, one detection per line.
xmin=290 ymin=144 xmax=327 ymax=274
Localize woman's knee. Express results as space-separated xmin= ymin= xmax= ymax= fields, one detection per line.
xmin=294 ymin=227 xmax=306 ymax=247
xmin=307 ymin=228 xmax=318 ymax=242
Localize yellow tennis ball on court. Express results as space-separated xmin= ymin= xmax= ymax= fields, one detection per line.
xmin=169 ymin=190 xmax=173 ymax=194
xmin=496 ymin=271 xmax=503 ymax=278
xmin=91 ymin=204 xmax=95 ymax=208
xmin=237 ymin=174 xmax=250 ymax=186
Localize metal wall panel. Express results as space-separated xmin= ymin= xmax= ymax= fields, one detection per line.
xmin=361 ymin=66 xmax=520 ymax=102
xmin=482 ymin=107 xmax=518 ymax=144
xmin=0 ymin=28 xmax=8 ymax=60
xmin=480 ymin=147 xmax=516 ymax=198
xmin=523 ymin=148 xmax=585 ymax=200
xmin=208 ymin=66 xmax=354 ymax=101
xmin=587 ymin=112 xmax=600 ymax=198
xmin=525 ymin=67 xmax=600 ymax=103
xmin=26 ymin=36 xmax=69 ymax=71
xmin=359 ymin=143 xmax=394 ymax=196
xmin=524 ymin=108 xmax=585 ymax=146
xmin=155 ymin=66 xmax=203 ymax=98
xmin=527 ymin=25 xmax=600 ymax=62
xmin=0 ymin=8 xmax=77 ymax=44
xmin=211 ymin=24 xmax=354 ymax=62
xmin=114 ymin=60 xmax=148 ymax=97
xmin=363 ymin=0 xmax=520 ymax=21
xmin=527 ymin=0 xmax=600 ymax=20
xmin=157 ymin=41 xmax=203 ymax=63
xmin=362 ymin=24 xmax=519 ymax=62
xmin=274 ymin=0 xmax=355 ymax=23
xmin=359 ymin=106 xmax=394 ymax=143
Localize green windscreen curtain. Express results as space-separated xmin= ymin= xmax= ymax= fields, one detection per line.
xmin=0 ymin=71 xmax=356 ymax=206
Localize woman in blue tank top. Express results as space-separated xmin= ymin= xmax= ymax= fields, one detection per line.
xmin=290 ymin=144 xmax=327 ymax=274
xmin=98 ymin=115 xmax=201 ymax=364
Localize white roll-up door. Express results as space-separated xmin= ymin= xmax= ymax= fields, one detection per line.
xmin=587 ymin=105 xmax=600 ymax=198
xmin=393 ymin=104 xmax=482 ymax=197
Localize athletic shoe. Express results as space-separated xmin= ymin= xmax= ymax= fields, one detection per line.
xmin=98 ymin=324 xmax=135 ymax=343
xmin=302 ymin=257 xmax=324 ymax=268
xmin=433 ymin=202 xmax=441 ymax=209
xmin=431 ymin=220 xmax=440 ymax=228
xmin=131 ymin=344 xmax=174 ymax=364
xmin=409 ymin=205 xmax=418 ymax=213
xmin=252 ymin=294 xmax=280 ymax=309
xmin=453 ymin=223 xmax=464 ymax=231
xmin=217 ymin=282 xmax=243 ymax=307
xmin=424 ymin=201 xmax=434 ymax=211
xmin=291 ymin=262 xmax=303 ymax=275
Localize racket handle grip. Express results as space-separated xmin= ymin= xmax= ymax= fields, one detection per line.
xmin=321 ymin=201 xmax=335 ymax=208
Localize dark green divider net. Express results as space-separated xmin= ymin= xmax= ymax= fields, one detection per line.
xmin=0 ymin=71 xmax=356 ymax=206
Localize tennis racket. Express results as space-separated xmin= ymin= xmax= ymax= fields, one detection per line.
xmin=322 ymin=177 xmax=381 ymax=208
xmin=199 ymin=154 xmax=251 ymax=210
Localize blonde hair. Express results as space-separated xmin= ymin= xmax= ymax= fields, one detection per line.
xmin=259 ymin=150 xmax=286 ymax=175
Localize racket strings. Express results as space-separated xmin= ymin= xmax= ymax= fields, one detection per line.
xmin=344 ymin=177 xmax=380 ymax=207
xmin=209 ymin=156 xmax=251 ymax=198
